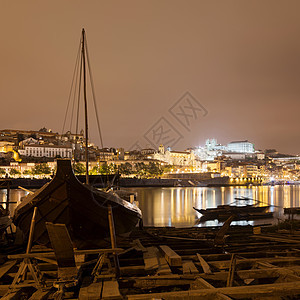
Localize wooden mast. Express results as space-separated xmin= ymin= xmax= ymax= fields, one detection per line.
xmin=82 ymin=28 xmax=89 ymax=185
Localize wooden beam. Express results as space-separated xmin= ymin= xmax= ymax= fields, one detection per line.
xmin=79 ymin=282 xmax=103 ymax=300
xmin=159 ymin=245 xmax=182 ymax=267
xmin=128 ymin=276 xmax=193 ymax=290
xmin=191 ymin=278 xmax=232 ymax=300
xmin=127 ymin=281 xmax=300 ymax=299
xmin=199 ymin=266 xmax=300 ymax=281
xmin=208 ymin=256 xmax=300 ymax=270
xmin=182 ymin=260 xmax=199 ymax=275
xmin=143 ymin=247 xmax=159 ymax=271
xmin=132 ymin=239 xmax=147 ymax=252
xmin=252 ymin=234 xmax=300 ymax=244
xmin=226 ymin=254 xmax=236 ymax=287
xmin=156 ymin=255 xmax=172 ymax=275
xmin=197 ymin=253 xmax=212 ymax=274
xmin=29 ymin=289 xmax=52 ymax=300
xmin=8 ymin=248 xmax=123 ymax=259
xmin=0 ymin=260 xmax=17 ymax=279
xmin=102 ymin=280 xmax=122 ymax=299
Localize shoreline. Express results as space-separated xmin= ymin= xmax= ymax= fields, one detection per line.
xmin=0 ymin=177 xmax=298 ymax=189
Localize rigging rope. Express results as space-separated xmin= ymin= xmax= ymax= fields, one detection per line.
xmin=61 ymin=40 xmax=82 ymax=134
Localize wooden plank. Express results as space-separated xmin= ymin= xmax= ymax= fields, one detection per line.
xmin=208 ymin=256 xmax=300 ymax=270
xmin=255 ymin=261 xmax=300 ymax=283
xmin=143 ymin=247 xmax=159 ymax=270
xmin=197 ymin=253 xmax=212 ymax=274
xmin=127 ymin=281 xmax=300 ymax=299
xmin=131 ymin=275 xmax=193 ymax=290
xmin=191 ymin=277 xmax=215 ymax=289
xmin=191 ymin=278 xmax=232 ymax=300
xmin=45 ymin=223 xmax=76 ymax=268
xmin=29 ymin=289 xmax=52 ymax=300
xmin=132 ymin=239 xmax=147 ymax=252
xmin=226 ymin=254 xmax=236 ymax=287
xmin=182 ymin=260 xmax=199 ymax=274
xmin=252 ymin=234 xmax=300 ymax=244
xmin=102 ymin=280 xmax=122 ymax=299
xmin=156 ymin=255 xmax=172 ymax=275
xmin=79 ymin=282 xmax=103 ymax=300
xmin=0 ymin=285 xmax=11 ymax=297
xmin=7 ymin=248 xmax=123 ymax=259
xmin=1 ymin=290 xmax=23 ymax=300
xmin=199 ymin=266 xmax=300 ymax=281
xmin=0 ymin=260 xmax=17 ymax=279
xmin=159 ymin=245 xmax=182 ymax=267
xmin=1 ymin=287 xmax=36 ymax=300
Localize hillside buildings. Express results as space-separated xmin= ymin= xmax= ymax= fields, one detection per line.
xmin=0 ymin=129 xmax=298 ymax=182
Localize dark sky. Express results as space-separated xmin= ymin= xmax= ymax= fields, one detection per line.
xmin=1 ymin=1 xmax=300 ymax=154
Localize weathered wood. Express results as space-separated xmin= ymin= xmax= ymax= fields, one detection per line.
xmin=127 ymin=281 xmax=300 ymax=299
xmin=143 ymin=247 xmax=159 ymax=270
xmin=226 ymin=254 xmax=236 ymax=287
xmin=10 ymin=258 xmax=43 ymax=290
xmin=207 ymin=256 xmax=300 ymax=270
xmin=197 ymin=253 xmax=212 ymax=274
xmin=29 ymin=289 xmax=52 ymax=300
xmin=191 ymin=278 xmax=232 ymax=300
xmin=159 ymin=245 xmax=182 ymax=267
xmin=108 ymin=205 xmax=120 ymax=278
xmin=0 ymin=260 xmax=17 ymax=279
xmin=26 ymin=207 xmax=38 ymax=254
xmin=252 ymin=234 xmax=300 ymax=244
xmin=156 ymin=255 xmax=172 ymax=275
xmin=0 ymin=285 xmax=12 ymax=297
xmin=255 ymin=261 xmax=300 ymax=283
xmin=79 ymin=282 xmax=103 ymax=300
xmin=8 ymin=248 xmax=124 ymax=260
xmin=46 ymin=222 xmax=76 ymax=268
xmin=191 ymin=277 xmax=215 ymax=289
xmin=2 ymin=289 xmax=25 ymax=300
xmin=132 ymin=239 xmax=147 ymax=252
xmin=160 ymin=235 xmax=206 ymax=241
xmin=182 ymin=260 xmax=199 ymax=274
xmin=128 ymin=275 xmax=194 ymax=290
xmin=102 ymin=280 xmax=122 ymax=299
xmin=120 ymin=265 xmax=146 ymax=276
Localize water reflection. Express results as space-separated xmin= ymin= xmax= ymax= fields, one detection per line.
xmin=131 ymin=185 xmax=300 ymax=227
xmin=1 ymin=186 xmax=300 ymax=228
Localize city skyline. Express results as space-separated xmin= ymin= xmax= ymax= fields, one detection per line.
xmin=1 ymin=1 xmax=300 ymax=154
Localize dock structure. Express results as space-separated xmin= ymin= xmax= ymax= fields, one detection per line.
xmin=1 ymin=225 xmax=300 ymax=299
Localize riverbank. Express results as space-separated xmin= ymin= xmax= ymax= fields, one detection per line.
xmin=0 ymin=176 xmax=264 ymax=189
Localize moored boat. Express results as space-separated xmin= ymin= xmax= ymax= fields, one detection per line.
xmin=193 ymin=201 xmax=270 ymax=221
xmin=13 ymin=159 xmax=142 ymax=249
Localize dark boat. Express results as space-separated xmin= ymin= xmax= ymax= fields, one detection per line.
xmin=284 ymin=207 xmax=300 ymax=215
xmin=193 ymin=199 xmax=270 ymax=221
xmin=13 ymin=159 xmax=142 ymax=249
xmin=13 ymin=30 xmax=142 ymax=248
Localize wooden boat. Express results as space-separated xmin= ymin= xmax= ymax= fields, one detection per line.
xmin=13 ymin=159 xmax=142 ymax=249
xmin=193 ymin=201 xmax=270 ymax=221
xmin=284 ymin=207 xmax=300 ymax=215
xmin=13 ymin=30 xmax=142 ymax=248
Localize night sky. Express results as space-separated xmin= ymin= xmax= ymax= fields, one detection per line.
xmin=1 ymin=1 xmax=300 ymax=154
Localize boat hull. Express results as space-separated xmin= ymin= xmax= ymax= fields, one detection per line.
xmin=13 ymin=160 xmax=142 ymax=249
xmin=194 ymin=205 xmax=270 ymax=221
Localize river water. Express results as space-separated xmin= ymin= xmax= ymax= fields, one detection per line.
xmin=1 ymin=185 xmax=300 ymax=228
